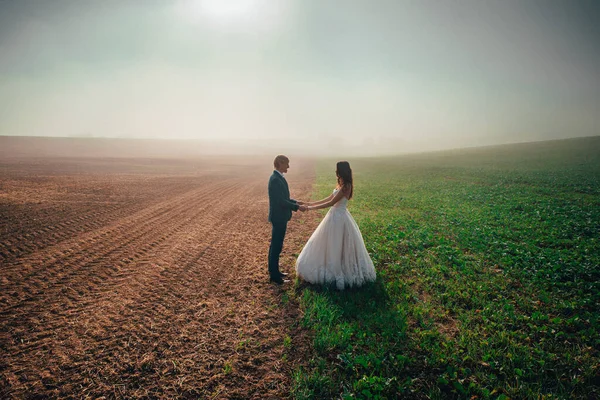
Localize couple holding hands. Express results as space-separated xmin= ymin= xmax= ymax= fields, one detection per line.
xmin=267 ymin=155 xmax=376 ymax=289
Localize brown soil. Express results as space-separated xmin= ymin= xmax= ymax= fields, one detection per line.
xmin=0 ymin=154 xmax=320 ymax=399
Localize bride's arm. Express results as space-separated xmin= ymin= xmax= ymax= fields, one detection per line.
xmin=308 ymin=189 xmax=346 ymax=211
xmin=306 ymin=193 xmax=335 ymax=207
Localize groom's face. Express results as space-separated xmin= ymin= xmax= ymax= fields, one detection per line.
xmin=279 ymin=161 xmax=289 ymax=173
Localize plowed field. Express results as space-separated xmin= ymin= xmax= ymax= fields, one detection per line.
xmin=0 ymin=154 xmax=319 ymax=399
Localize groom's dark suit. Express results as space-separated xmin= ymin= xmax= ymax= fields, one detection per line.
xmin=268 ymin=170 xmax=299 ymax=280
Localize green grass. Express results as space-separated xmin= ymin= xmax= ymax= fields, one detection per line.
xmin=292 ymin=137 xmax=600 ymax=399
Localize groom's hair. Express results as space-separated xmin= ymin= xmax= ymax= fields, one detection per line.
xmin=274 ymin=155 xmax=289 ymax=168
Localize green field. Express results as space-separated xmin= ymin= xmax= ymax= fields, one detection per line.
xmin=291 ymin=137 xmax=600 ymax=399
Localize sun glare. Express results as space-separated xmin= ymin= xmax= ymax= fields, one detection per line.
xmin=184 ymin=0 xmax=270 ymax=30
xmin=177 ymin=0 xmax=290 ymax=34
xmin=196 ymin=0 xmax=256 ymax=20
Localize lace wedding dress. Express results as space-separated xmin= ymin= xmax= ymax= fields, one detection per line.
xmin=295 ymin=189 xmax=376 ymax=290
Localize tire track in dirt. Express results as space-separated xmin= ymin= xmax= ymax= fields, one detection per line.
xmin=1 ymin=177 xmax=219 ymax=272
xmin=0 ymin=180 xmax=241 ymax=310
xmin=52 ymin=183 xmax=261 ymax=397
xmin=0 ymin=177 xmax=213 ymax=264
xmin=12 ymin=178 xmax=244 ymax=320
xmin=0 ymin=203 xmax=124 ymax=258
xmin=1 ymin=180 xmax=251 ymax=391
xmin=1 ymin=158 xmax=321 ymax=399
xmin=1 ymin=179 xmax=244 ymax=366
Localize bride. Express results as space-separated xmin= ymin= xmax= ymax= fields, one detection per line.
xmin=295 ymin=161 xmax=376 ymax=290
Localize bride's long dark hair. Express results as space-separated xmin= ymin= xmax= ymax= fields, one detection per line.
xmin=336 ymin=161 xmax=353 ymax=199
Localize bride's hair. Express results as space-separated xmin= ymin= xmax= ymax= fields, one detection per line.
xmin=336 ymin=161 xmax=353 ymax=199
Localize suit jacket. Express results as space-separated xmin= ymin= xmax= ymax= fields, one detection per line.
xmin=268 ymin=171 xmax=299 ymax=224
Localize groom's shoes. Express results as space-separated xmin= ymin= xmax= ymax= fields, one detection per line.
xmin=279 ymin=272 xmax=289 ymax=277
xmin=270 ymin=276 xmax=290 ymax=285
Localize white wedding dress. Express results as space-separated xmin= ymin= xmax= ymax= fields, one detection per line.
xmin=295 ymin=189 xmax=376 ymax=290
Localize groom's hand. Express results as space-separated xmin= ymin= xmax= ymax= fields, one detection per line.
xmin=299 ymin=205 xmax=308 ymax=212
xmin=297 ymin=201 xmax=305 ymax=205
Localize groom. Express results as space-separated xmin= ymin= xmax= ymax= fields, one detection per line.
xmin=268 ymin=155 xmax=306 ymax=284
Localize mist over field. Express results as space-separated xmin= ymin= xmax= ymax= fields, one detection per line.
xmin=1 ymin=0 xmax=599 ymax=156
xmin=1 ymin=3 xmax=599 ymax=396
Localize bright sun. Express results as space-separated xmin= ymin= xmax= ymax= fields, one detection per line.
xmin=186 ymin=0 xmax=273 ymax=30
xmin=196 ymin=0 xmax=257 ymax=20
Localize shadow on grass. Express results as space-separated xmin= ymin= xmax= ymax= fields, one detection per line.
xmin=292 ymin=277 xmax=411 ymax=399
xmin=304 ymin=278 xmax=405 ymax=333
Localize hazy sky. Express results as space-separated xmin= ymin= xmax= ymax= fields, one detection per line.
xmin=0 ymin=0 xmax=598 ymax=154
